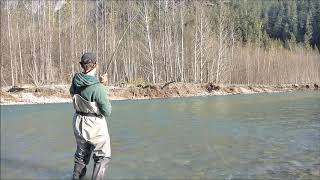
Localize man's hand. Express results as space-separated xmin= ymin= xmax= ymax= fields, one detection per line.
xmin=99 ymin=74 xmax=108 ymax=85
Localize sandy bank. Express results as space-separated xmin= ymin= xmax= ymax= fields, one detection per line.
xmin=1 ymin=82 xmax=319 ymax=105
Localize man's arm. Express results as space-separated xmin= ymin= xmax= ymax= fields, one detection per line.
xmin=95 ymin=84 xmax=112 ymax=117
xmin=69 ymin=79 xmax=75 ymax=95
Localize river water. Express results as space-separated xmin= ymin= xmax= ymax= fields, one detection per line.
xmin=1 ymin=91 xmax=320 ymax=179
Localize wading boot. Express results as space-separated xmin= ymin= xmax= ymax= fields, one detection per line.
xmin=79 ymin=166 xmax=87 ymax=178
xmin=72 ymin=162 xmax=86 ymax=180
xmin=91 ymin=157 xmax=111 ymax=180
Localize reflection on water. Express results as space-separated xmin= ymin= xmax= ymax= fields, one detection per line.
xmin=1 ymin=91 xmax=320 ymax=179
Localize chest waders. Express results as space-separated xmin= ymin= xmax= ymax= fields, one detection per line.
xmin=72 ymin=93 xmax=111 ymax=180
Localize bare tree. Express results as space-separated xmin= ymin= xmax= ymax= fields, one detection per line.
xmin=180 ymin=0 xmax=185 ymax=82
xmin=7 ymin=0 xmax=15 ymax=86
xmin=143 ymin=0 xmax=156 ymax=84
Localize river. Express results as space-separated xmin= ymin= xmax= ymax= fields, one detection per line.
xmin=1 ymin=91 xmax=319 ymax=179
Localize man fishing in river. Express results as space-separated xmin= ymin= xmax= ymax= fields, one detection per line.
xmin=69 ymin=52 xmax=112 ymax=180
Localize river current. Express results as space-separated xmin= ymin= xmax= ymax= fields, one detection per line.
xmin=1 ymin=91 xmax=319 ymax=179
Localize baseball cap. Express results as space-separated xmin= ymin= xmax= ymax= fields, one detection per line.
xmin=80 ymin=52 xmax=96 ymax=64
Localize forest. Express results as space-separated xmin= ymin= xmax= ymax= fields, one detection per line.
xmin=1 ymin=0 xmax=320 ymax=86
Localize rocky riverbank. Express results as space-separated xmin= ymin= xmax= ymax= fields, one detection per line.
xmin=0 ymin=82 xmax=319 ymax=105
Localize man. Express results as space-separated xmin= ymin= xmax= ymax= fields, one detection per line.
xmin=70 ymin=52 xmax=112 ymax=180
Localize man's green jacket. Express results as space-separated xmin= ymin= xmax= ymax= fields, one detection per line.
xmin=70 ymin=72 xmax=112 ymax=117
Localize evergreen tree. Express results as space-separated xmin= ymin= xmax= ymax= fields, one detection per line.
xmin=304 ymin=12 xmax=313 ymax=49
xmin=296 ymin=0 xmax=308 ymax=43
xmin=310 ymin=0 xmax=320 ymax=50
xmin=288 ymin=0 xmax=298 ymax=42
xmin=273 ymin=4 xmax=283 ymax=40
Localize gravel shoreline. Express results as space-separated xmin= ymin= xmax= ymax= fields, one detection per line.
xmin=1 ymin=83 xmax=318 ymax=106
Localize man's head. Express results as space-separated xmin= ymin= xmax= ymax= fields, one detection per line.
xmin=80 ymin=52 xmax=97 ymax=73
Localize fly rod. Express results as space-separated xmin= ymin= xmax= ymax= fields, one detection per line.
xmin=105 ymin=13 xmax=139 ymax=72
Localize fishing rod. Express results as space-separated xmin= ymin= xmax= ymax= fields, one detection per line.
xmin=104 ymin=13 xmax=140 ymax=73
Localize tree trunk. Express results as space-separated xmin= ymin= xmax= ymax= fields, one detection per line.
xmin=17 ymin=22 xmax=24 ymax=83
xmin=144 ymin=0 xmax=156 ymax=84
xmin=7 ymin=0 xmax=14 ymax=86
xmin=58 ymin=8 xmax=63 ymax=76
xmin=180 ymin=0 xmax=184 ymax=82
xmin=96 ymin=0 xmax=99 ymax=75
